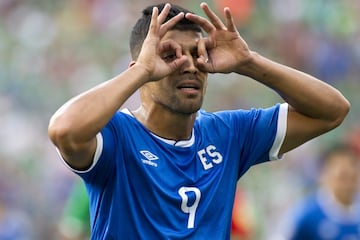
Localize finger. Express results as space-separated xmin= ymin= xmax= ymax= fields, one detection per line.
xmin=148 ymin=7 xmax=159 ymax=35
xmin=160 ymin=12 xmax=184 ymax=36
xmin=185 ymin=13 xmax=215 ymax=34
xmin=196 ymin=38 xmax=214 ymax=72
xmin=157 ymin=3 xmax=171 ymax=24
xmin=169 ymin=55 xmax=188 ymax=71
xmin=197 ymin=38 xmax=208 ymax=65
xmin=224 ymin=7 xmax=237 ymax=32
xmin=159 ymin=40 xmax=187 ymax=70
xmin=200 ymin=2 xmax=226 ymax=30
xmin=174 ymin=40 xmax=183 ymax=59
xmin=158 ymin=39 xmax=182 ymax=58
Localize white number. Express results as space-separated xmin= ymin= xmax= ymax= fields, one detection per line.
xmin=178 ymin=187 xmax=201 ymax=229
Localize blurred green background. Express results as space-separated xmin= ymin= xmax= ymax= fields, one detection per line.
xmin=0 ymin=0 xmax=359 ymax=239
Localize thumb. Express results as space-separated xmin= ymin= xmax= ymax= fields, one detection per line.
xmin=196 ymin=38 xmax=214 ymax=72
xmin=168 ymin=55 xmax=188 ymax=71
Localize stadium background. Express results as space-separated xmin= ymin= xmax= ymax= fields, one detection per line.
xmin=0 ymin=0 xmax=359 ymax=239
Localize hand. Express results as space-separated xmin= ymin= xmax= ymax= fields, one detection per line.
xmin=185 ymin=3 xmax=252 ymax=74
xmin=135 ymin=4 xmax=187 ymax=82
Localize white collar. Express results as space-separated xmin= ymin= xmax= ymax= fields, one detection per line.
xmin=121 ymin=108 xmax=195 ymax=147
xmin=317 ymin=188 xmax=360 ymax=223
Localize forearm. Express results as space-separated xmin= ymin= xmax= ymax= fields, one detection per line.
xmin=238 ymin=52 xmax=350 ymax=123
xmin=49 ymin=65 xmax=148 ymax=144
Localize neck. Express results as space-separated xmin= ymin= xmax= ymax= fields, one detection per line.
xmin=322 ymin=186 xmax=355 ymax=208
xmin=333 ymin=191 xmax=355 ymax=208
xmin=132 ymin=106 xmax=196 ymax=141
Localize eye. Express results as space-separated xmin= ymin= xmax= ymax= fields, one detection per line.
xmin=162 ymin=52 xmax=177 ymax=62
xmin=191 ymin=51 xmax=199 ymax=59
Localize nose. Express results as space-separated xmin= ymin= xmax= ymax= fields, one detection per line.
xmin=181 ymin=53 xmax=198 ymax=74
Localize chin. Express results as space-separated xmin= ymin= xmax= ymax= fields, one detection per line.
xmin=167 ymin=98 xmax=203 ymax=115
xmin=180 ymin=106 xmax=202 ymax=115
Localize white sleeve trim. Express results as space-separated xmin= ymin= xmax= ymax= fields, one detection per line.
xmin=57 ymin=133 xmax=104 ymax=174
xmin=269 ymin=103 xmax=288 ymax=161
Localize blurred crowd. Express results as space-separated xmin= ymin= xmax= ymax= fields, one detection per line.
xmin=0 ymin=0 xmax=359 ymax=239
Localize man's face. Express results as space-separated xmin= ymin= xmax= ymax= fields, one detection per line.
xmin=142 ymin=30 xmax=208 ymax=115
xmin=323 ymin=152 xmax=360 ymax=204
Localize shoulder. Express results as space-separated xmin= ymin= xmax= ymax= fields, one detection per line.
xmin=110 ymin=109 xmax=135 ymax=123
xmin=201 ymin=104 xmax=284 ymax=119
xmin=291 ymin=193 xmax=322 ymax=222
xmin=195 ymin=106 xmax=272 ymax=122
xmin=196 ymin=104 xmax=285 ymax=130
xmin=104 ymin=109 xmax=141 ymax=133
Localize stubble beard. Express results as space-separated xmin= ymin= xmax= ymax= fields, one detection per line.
xmin=161 ymin=94 xmax=203 ymax=116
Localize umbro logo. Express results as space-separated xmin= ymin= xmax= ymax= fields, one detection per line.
xmin=140 ymin=150 xmax=158 ymax=167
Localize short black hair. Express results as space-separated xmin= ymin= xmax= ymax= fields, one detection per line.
xmin=319 ymin=143 xmax=358 ymax=169
xmin=129 ymin=3 xmax=202 ymax=60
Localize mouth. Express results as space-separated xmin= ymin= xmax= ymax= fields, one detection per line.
xmin=176 ymin=81 xmax=201 ymax=94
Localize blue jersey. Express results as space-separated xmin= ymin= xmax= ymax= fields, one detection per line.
xmin=66 ymin=104 xmax=287 ymax=239
xmin=286 ymin=189 xmax=360 ymax=240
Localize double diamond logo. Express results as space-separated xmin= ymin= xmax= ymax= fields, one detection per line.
xmin=140 ymin=150 xmax=159 ymax=167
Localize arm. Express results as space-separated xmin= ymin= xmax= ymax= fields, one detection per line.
xmin=48 ymin=4 xmax=187 ymax=170
xmin=238 ymin=54 xmax=349 ymax=154
xmin=186 ymin=3 xmax=350 ymax=155
xmin=48 ymin=65 xmax=148 ymax=170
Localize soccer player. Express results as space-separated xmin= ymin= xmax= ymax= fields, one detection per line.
xmin=57 ymin=179 xmax=90 ymax=240
xmin=48 ymin=2 xmax=350 ymax=239
xmin=281 ymin=144 xmax=360 ymax=240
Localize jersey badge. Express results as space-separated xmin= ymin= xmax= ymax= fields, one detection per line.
xmin=140 ymin=150 xmax=159 ymax=167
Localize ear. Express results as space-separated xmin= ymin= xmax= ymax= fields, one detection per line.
xmin=129 ymin=61 xmax=136 ymax=68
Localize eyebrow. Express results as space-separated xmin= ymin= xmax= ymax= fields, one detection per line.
xmin=188 ymin=45 xmax=198 ymax=53
xmin=180 ymin=41 xmax=199 ymax=53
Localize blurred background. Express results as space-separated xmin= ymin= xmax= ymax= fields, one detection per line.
xmin=0 ymin=0 xmax=359 ymax=239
